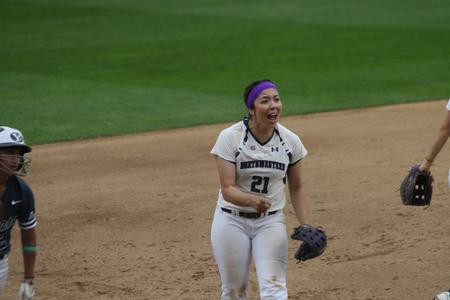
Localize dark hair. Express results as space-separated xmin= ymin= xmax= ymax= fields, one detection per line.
xmin=243 ymin=79 xmax=274 ymax=107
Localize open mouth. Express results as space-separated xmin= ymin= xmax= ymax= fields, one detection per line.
xmin=267 ymin=112 xmax=278 ymax=122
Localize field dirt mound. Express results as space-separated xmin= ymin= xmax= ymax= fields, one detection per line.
xmin=4 ymin=100 xmax=450 ymax=299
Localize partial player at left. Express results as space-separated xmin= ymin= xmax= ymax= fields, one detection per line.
xmin=0 ymin=126 xmax=37 ymax=300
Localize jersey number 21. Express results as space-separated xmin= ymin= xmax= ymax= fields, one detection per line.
xmin=251 ymin=176 xmax=269 ymax=194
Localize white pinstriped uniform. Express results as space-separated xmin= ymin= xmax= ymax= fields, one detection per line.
xmin=210 ymin=118 xmax=307 ymax=300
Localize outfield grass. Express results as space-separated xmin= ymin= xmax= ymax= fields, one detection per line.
xmin=1 ymin=0 xmax=450 ymax=144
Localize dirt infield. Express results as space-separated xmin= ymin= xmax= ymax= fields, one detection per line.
xmin=4 ymin=100 xmax=450 ymax=299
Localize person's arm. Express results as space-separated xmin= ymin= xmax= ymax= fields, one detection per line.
xmin=214 ymin=156 xmax=271 ymax=212
xmin=420 ymin=111 xmax=450 ymax=172
xmin=287 ymin=161 xmax=308 ymax=224
xmin=20 ymin=227 xmax=37 ymax=280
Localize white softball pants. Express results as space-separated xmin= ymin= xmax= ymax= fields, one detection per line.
xmin=0 ymin=256 xmax=9 ymax=296
xmin=211 ymin=206 xmax=288 ymax=300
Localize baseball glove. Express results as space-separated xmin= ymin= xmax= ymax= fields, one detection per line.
xmin=400 ymin=165 xmax=433 ymax=206
xmin=291 ymin=224 xmax=327 ymax=262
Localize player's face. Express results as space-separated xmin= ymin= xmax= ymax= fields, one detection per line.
xmin=253 ymin=88 xmax=282 ymax=127
xmin=0 ymin=147 xmax=23 ymax=175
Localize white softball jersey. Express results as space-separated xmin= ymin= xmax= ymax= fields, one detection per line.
xmin=211 ymin=118 xmax=307 ymax=212
xmin=446 ymin=99 xmax=450 ymax=111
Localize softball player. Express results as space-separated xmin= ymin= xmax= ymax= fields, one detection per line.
xmin=415 ymin=99 xmax=450 ymax=300
xmin=210 ymin=80 xmax=309 ymax=300
xmin=419 ymin=99 xmax=450 ymax=174
xmin=0 ymin=126 xmax=37 ymax=300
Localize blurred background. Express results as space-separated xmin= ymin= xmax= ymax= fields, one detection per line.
xmin=1 ymin=0 xmax=449 ymax=144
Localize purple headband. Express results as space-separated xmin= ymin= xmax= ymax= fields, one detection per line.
xmin=246 ymin=81 xmax=278 ymax=108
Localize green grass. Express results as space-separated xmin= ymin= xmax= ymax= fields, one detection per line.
xmin=1 ymin=0 xmax=450 ymax=144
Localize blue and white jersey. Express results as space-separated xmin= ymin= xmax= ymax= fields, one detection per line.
xmin=211 ymin=118 xmax=308 ymax=212
xmin=0 ymin=175 xmax=36 ymax=256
